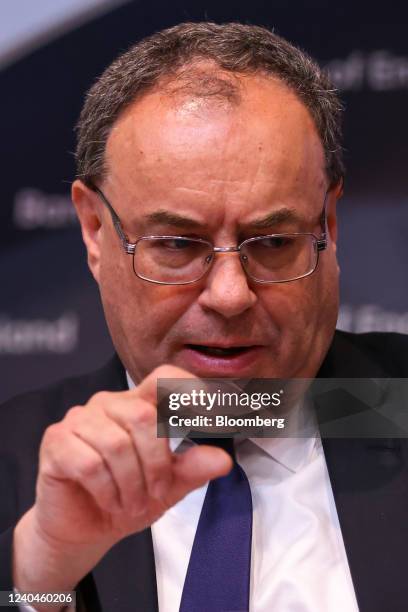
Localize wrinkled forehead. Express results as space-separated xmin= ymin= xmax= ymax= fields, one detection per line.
xmin=104 ymin=72 xmax=327 ymax=218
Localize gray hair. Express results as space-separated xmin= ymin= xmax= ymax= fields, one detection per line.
xmin=75 ymin=22 xmax=344 ymax=188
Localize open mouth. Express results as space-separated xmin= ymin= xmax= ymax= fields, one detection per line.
xmin=187 ymin=344 xmax=252 ymax=357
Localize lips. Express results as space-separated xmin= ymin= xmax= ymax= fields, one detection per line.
xmin=180 ymin=343 xmax=264 ymax=376
xmin=186 ymin=344 xmax=252 ymax=357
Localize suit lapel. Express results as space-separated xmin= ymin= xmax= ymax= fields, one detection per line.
xmin=77 ymin=355 xmax=158 ymax=612
xmin=318 ymin=332 xmax=408 ymax=612
xmin=323 ymin=437 xmax=407 ymax=612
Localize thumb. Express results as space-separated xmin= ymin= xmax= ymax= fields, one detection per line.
xmin=167 ymin=445 xmax=233 ymax=505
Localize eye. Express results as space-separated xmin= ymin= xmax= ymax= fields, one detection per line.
xmin=256 ymin=236 xmax=294 ymax=249
xmin=161 ymin=238 xmax=197 ymax=250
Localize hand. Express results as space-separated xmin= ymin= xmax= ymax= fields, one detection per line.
xmin=13 ymin=365 xmax=232 ymax=604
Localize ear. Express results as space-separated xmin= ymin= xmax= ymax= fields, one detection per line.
xmin=71 ymin=180 xmax=102 ymax=283
xmin=326 ymin=179 xmax=343 ymax=248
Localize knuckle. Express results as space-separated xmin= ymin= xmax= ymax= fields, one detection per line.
xmin=42 ymin=422 xmax=59 ymax=441
xmin=109 ymin=434 xmax=129 ymax=456
xmin=41 ymin=422 xmax=65 ymax=449
xmin=64 ymin=405 xmax=84 ymax=423
xmin=39 ymin=426 xmax=68 ymax=474
xmin=90 ymin=391 xmax=112 ymax=406
xmin=134 ymin=402 xmax=155 ymax=426
xmin=77 ymin=456 xmax=103 ymax=480
xmin=39 ymin=456 xmax=55 ymax=478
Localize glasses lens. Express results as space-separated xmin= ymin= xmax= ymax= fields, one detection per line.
xmin=241 ymin=234 xmax=317 ymax=282
xmin=133 ymin=237 xmax=212 ymax=284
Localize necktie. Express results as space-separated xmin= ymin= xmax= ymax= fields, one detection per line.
xmin=179 ymin=438 xmax=253 ymax=612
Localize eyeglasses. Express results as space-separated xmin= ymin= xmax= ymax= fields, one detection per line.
xmin=92 ymin=186 xmax=328 ymax=285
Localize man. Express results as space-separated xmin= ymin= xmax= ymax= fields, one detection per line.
xmin=1 ymin=21 xmax=407 ymax=612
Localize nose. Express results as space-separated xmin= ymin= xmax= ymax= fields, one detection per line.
xmin=197 ymin=253 xmax=257 ymax=318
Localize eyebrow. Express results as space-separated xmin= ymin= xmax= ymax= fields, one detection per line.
xmin=248 ymin=207 xmax=303 ymax=229
xmin=141 ymin=206 xmax=304 ymax=231
xmin=142 ymin=210 xmax=204 ymax=229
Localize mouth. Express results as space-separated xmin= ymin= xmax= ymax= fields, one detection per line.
xmin=181 ymin=343 xmax=264 ymax=376
xmin=186 ymin=344 xmax=253 ymax=357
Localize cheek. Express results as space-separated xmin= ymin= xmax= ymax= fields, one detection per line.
xmin=257 ymin=253 xmax=338 ymax=377
xmin=135 ymin=285 xmax=200 ymax=342
xmin=259 ymin=251 xmax=339 ymax=333
xmin=259 ymin=280 xmax=319 ymax=329
xmin=316 ymin=248 xmax=340 ymax=308
xmin=99 ymin=246 xmax=199 ymax=345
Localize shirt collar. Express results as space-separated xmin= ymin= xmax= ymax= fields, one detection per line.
xmin=126 ymin=371 xmax=319 ymax=472
xmin=245 ymin=435 xmax=319 ymax=473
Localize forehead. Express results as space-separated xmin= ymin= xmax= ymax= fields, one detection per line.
xmin=104 ymin=74 xmax=326 ymax=221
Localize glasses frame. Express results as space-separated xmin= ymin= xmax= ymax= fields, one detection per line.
xmin=91 ymin=185 xmax=328 ymax=285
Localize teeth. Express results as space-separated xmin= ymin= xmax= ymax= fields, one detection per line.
xmin=192 ymin=345 xmax=246 ymax=356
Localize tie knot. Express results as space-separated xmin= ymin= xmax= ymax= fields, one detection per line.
xmin=194 ymin=437 xmax=235 ymax=459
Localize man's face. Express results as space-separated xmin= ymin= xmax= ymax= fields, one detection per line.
xmin=73 ymin=73 xmax=340 ymax=382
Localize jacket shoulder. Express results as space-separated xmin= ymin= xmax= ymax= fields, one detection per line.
xmin=330 ymin=330 xmax=408 ymax=377
xmin=0 ymin=355 xmax=127 ymax=529
xmin=0 ymin=354 xmax=127 ymax=452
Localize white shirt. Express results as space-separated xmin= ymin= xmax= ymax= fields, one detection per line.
xmin=152 ymin=435 xmax=359 ymax=612
xmin=20 ymin=375 xmax=360 ymax=612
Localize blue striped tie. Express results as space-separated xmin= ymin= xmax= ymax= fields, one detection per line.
xmin=179 ymin=438 xmax=252 ymax=612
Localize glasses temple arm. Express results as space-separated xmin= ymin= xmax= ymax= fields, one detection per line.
xmin=91 ymin=185 xmax=134 ymax=253
xmin=317 ymin=191 xmax=329 ymax=251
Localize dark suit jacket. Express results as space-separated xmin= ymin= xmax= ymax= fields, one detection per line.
xmin=1 ymin=330 xmax=408 ymax=612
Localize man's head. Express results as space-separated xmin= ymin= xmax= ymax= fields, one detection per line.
xmin=72 ymin=22 xmax=344 ymax=382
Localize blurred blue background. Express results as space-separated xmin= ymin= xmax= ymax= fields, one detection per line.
xmin=1 ymin=0 xmax=407 ymax=402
